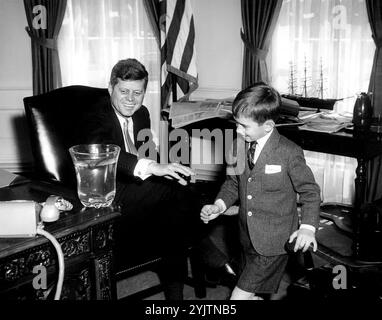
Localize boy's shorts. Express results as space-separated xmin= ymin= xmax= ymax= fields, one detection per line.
xmin=237 ymin=229 xmax=289 ymax=294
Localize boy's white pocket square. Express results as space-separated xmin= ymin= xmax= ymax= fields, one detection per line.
xmin=265 ymin=165 xmax=282 ymax=174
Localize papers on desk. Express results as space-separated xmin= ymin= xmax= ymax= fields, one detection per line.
xmin=299 ymin=111 xmax=353 ymax=133
xmin=276 ymin=110 xmax=322 ymax=127
xmin=277 ymin=110 xmax=353 ymax=133
xmin=169 ymin=100 xmax=354 ymax=134
xmin=169 ymin=99 xmax=233 ymax=128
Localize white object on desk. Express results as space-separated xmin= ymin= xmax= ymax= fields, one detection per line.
xmin=40 ymin=196 xmax=61 ymax=222
xmin=0 ymin=201 xmax=40 ymax=237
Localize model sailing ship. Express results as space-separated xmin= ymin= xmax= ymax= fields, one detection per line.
xmin=281 ymin=58 xmax=340 ymax=111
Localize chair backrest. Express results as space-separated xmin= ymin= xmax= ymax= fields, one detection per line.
xmin=23 ymin=85 xmax=109 ymax=187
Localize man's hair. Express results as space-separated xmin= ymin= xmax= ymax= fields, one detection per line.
xmin=232 ymin=82 xmax=281 ymax=124
xmin=109 ymin=58 xmax=149 ymax=90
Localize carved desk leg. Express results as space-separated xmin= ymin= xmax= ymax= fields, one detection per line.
xmin=94 ymin=252 xmax=113 ymax=300
xmin=92 ymin=222 xmax=116 ymax=300
xmin=353 ymin=157 xmax=367 ymax=258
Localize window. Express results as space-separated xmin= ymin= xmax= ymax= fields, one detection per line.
xmin=58 ymin=0 xmax=161 ymax=138
xmin=268 ymin=0 xmax=375 ymax=204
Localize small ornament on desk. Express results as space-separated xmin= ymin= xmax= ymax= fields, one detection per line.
xmin=40 ymin=195 xmax=73 ymax=223
xmin=353 ymin=92 xmax=373 ymax=130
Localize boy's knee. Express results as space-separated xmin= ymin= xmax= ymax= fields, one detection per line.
xmin=230 ymin=286 xmax=265 ymax=300
xmin=230 ymin=286 xmax=255 ymax=300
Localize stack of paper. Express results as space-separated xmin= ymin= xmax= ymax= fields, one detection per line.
xmin=169 ymin=99 xmax=233 ymax=128
xmin=299 ymin=111 xmax=353 ymax=133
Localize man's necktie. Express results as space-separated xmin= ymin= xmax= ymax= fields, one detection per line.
xmin=124 ymin=118 xmax=138 ymax=156
xmin=247 ymin=141 xmax=257 ymax=170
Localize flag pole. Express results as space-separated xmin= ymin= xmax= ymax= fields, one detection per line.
xmin=171 ymin=73 xmax=177 ymax=102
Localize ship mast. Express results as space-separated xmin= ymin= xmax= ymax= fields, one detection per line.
xmin=318 ymin=57 xmax=324 ymax=99
xmin=289 ymin=61 xmax=296 ymax=95
xmin=303 ymin=56 xmax=308 ymax=97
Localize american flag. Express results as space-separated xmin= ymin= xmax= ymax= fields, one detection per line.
xmin=160 ymin=0 xmax=198 ymax=109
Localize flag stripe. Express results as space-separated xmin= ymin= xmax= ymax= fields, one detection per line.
xmin=161 ymin=73 xmax=172 ymax=107
xmin=165 ymin=0 xmax=185 ymax=66
xmin=176 ymin=75 xmax=189 ymax=93
xmin=159 ymin=0 xmax=166 ymax=21
xmin=160 ymin=0 xmax=167 ymax=68
xmin=171 ymin=1 xmax=192 ymax=72
xmin=160 ymin=0 xmax=198 ymax=109
xmin=179 ymin=16 xmax=195 ymax=76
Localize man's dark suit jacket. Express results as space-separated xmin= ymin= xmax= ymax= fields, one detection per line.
xmin=217 ymin=128 xmax=321 ymax=256
xmin=79 ymin=95 xmax=156 ymax=180
xmin=78 ymin=95 xmax=173 ymax=263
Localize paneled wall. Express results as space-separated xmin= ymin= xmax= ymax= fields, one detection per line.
xmin=0 ymin=0 xmax=33 ymax=172
xmin=191 ymin=0 xmax=242 ymax=100
xmin=0 ymin=88 xmax=33 ymax=172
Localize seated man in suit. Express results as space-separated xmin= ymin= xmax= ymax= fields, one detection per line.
xmin=80 ymin=58 xmax=233 ymax=299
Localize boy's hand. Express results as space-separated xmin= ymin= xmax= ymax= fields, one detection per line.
xmin=200 ymin=204 xmax=222 ymax=224
xmin=288 ymin=229 xmax=318 ymax=252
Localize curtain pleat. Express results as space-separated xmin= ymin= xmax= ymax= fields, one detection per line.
xmin=366 ymin=0 xmax=382 ymax=202
xmin=240 ymin=0 xmax=282 ymax=88
xmin=23 ymin=0 xmax=67 ymax=95
xmin=366 ymin=0 xmax=382 ymax=116
xmin=143 ymin=0 xmax=160 ymax=47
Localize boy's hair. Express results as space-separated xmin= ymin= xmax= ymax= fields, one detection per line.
xmin=232 ymin=82 xmax=281 ymax=124
xmin=110 ymin=58 xmax=149 ymax=90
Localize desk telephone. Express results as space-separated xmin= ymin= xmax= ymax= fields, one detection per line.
xmin=0 ymin=196 xmax=73 ymax=300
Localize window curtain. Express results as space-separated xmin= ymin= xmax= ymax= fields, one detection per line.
xmin=366 ymin=0 xmax=382 ymax=202
xmin=24 ymin=0 xmax=67 ymax=95
xmin=241 ymin=0 xmax=282 ymax=88
xmin=366 ymin=0 xmax=382 ymax=116
xmin=268 ymin=0 xmax=375 ymax=205
xmin=143 ymin=0 xmax=160 ymax=46
xmin=58 ymin=0 xmax=161 ymax=140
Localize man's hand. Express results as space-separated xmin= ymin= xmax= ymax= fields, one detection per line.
xmin=200 ymin=204 xmax=222 ymax=224
xmin=288 ymin=228 xmax=318 ymax=252
xmin=147 ymin=162 xmax=195 ymax=186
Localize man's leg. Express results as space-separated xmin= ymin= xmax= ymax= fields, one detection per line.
xmin=156 ymin=251 xmax=188 ymax=300
xmin=114 ymin=177 xmax=234 ymax=298
xmin=113 ymin=177 xmax=206 ymax=300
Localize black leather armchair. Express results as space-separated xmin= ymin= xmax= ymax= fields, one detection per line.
xmin=23 ymin=85 xmax=206 ymax=299
xmin=23 ymin=85 xmax=104 ymax=187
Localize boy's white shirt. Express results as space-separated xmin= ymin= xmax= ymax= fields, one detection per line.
xmin=215 ymin=128 xmax=315 ymax=233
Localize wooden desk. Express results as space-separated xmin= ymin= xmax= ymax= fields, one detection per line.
xmin=278 ymin=126 xmax=382 ymax=260
xmin=0 ymin=182 xmax=120 ymax=300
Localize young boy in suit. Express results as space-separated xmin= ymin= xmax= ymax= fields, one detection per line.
xmin=200 ymin=83 xmax=321 ymax=300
